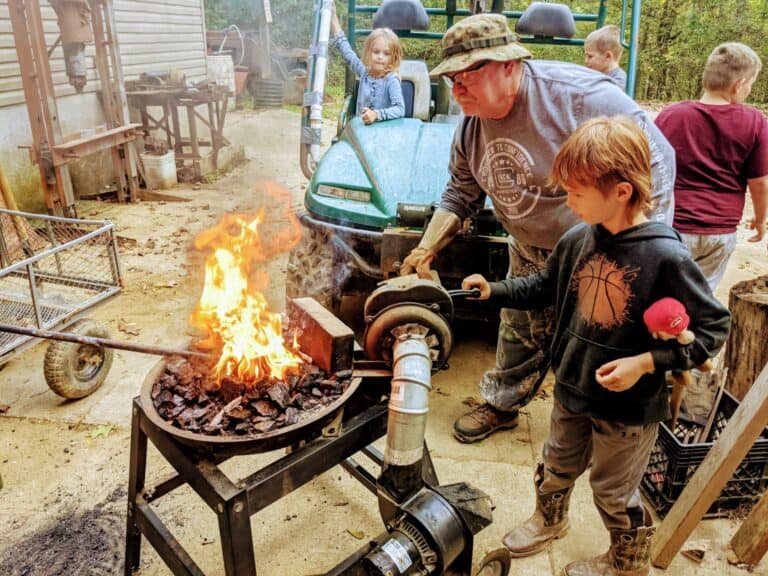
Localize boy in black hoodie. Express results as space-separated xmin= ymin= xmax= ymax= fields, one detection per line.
xmin=462 ymin=116 xmax=730 ymax=576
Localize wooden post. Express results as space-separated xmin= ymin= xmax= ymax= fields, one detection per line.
xmin=651 ymin=362 xmax=768 ymax=568
xmin=724 ymin=275 xmax=768 ymax=400
xmin=730 ymin=490 xmax=768 ymax=568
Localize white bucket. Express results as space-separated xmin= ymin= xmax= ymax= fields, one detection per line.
xmin=208 ymin=54 xmax=236 ymax=107
xmin=140 ymin=151 xmax=177 ymax=189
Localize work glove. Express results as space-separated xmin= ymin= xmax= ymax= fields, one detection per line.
xmin=399 ymin=209 xmax=461 ymax=279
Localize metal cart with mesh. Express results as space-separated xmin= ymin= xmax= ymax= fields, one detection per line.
xmin=0 ymin=208 xmax=123 ymax=399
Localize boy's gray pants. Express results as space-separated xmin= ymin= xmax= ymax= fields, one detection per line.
xmin=539 ymin=400 xmax=659 ymax=530
xmin=480 ymin=237 xmax=555 ymax=412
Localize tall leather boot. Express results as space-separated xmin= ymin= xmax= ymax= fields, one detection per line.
xmin=564 ymin=506 xmax=655 ymax=576
xmin=502 ymin=463 xmax=571 ymax=557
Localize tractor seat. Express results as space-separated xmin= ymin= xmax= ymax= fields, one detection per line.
xmin=400 ymin=60 xmax=431 ymax=121
xmin=516 ymin=2 xmax=576 ymax=38
xmin=373 ymin=0 xmax=430 ymax=30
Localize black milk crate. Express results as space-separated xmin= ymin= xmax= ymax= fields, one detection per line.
xmin=641 ymin=390 xmax=768 ymax=518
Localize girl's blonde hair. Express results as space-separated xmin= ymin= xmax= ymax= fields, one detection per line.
xmin=702 ymin=42 xmax=762 ymax=92
xmin=362 ymin=28 xmax=402 ymax=73
xmin=551 ymin=116 xmax=653 ymax=215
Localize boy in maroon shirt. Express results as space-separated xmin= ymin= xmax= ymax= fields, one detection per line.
xmin=656 ymin=42 xmax=768 ymax=291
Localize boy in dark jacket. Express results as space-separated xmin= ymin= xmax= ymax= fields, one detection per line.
xmin=462 ymin=116 xmax=730 ymax=576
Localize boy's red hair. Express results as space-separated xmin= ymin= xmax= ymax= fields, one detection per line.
xmin=551 ymin=116 xmax=653 ymax=215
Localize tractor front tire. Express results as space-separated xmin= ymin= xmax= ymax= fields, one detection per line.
xmin=44 ymin=319 xmax=114 ymax=399
xmin=286 ymin=227 xmax=343 ymax=311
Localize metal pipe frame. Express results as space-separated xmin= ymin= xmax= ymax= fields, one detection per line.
xmin=345 ymin=1 xmax=643 ymax=98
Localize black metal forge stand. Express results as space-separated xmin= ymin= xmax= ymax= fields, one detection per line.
xmin=124 ymin=392 xmax=438 ymax=576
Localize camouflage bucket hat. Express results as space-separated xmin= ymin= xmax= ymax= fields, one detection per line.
xmin=430 ymin=13 xmax=532 ymax=78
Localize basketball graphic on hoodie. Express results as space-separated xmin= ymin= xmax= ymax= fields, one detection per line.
xmin=572 ymin=253 xmax=639 ymax=329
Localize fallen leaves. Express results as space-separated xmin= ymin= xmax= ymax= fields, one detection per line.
xmin=117 ymin=318 xmax=140 ymax=336
xmin=681 ymin=548 xmax=705 ymax=564
xmin=91 ymin=424 xmax=114 ymax=438
xmin=115 ymin=235 xmax=138 ymax=248
xmin=681 ymin=539 xmax=711 ymax=565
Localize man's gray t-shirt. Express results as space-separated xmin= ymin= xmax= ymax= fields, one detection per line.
xmin=440 ymin=60 xmax=675 ymax=250
xmin=607 ymin=66 xmax=628 ymax=92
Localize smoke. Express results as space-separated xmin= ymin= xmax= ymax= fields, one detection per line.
xmin=189 ymin=179 xmax=302 ymax=315
xmin=269 ymin=2 xmax=315 ymax=50
xmin=193 ymin=180 xmax=302 ymax=273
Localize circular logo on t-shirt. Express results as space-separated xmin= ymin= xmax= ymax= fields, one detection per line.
xmin=478 ymin=138 xmax=540 ymax=219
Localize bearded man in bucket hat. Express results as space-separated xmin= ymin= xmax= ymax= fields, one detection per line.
xmin=400 ymin=13 xmax=676 ymax=568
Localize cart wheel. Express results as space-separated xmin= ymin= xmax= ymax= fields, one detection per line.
xmin=44 ymin=319 xmax=113 ymax=399
xmin=474 ymin=548 xmax=511 ymax=576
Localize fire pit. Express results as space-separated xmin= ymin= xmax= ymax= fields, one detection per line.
xmin=124 ymin=289 xmax=388 ymax=575
xmin=138 ymin=195 xmax=361 ymax=452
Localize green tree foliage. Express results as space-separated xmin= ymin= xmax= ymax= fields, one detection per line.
xmin=637 ymin=0 xmax=768 ymax=103
xmin=204 ymin=0 xmax=314 ymax=48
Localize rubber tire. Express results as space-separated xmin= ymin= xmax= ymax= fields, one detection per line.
xmin=285 ymin=227 xmax=345 ymax=311
xmin=44 ymin=319 xmax=113 ymax=399
xmin=474 ymin=548 xmax=511 ymax=576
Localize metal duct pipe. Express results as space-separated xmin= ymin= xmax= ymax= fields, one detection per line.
xmin=379 ymin=335 xmax=432 ymax=502
xmin=309 ymin=0 xmax=334 ymax=166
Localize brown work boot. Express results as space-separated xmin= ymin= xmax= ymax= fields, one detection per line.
xmin=452 ymin=403 xmax=518 ymax=443
xmin=564 ymin=508 xmax=655 ymax=576
xmin=503 ymin=463 xmax=571 ymax=557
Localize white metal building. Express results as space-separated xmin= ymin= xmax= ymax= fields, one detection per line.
xmin=0 ymin=0 xmax=208 ymax=209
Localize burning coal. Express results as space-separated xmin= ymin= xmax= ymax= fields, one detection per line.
xmin=151 ymin=356 xmax=352 ymax=436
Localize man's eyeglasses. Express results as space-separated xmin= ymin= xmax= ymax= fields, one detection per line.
xmin=443 ymin=60 xmax=490 ymax=88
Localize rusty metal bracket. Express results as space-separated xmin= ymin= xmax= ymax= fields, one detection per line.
xmin=322 ymin=406 xmax=345 ymax=438
xmin=51 ymin=124 xmax=141 ymax=167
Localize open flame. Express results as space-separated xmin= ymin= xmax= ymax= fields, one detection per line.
xmin=190 ymin=182 xmax=303 ymax=386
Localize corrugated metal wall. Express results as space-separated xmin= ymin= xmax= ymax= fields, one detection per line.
xmin=0 ymin=0 xmax=207 ymax=109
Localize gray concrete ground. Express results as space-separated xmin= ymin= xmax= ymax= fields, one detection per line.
xmin=0 ymin=108 xmax=765 ymax=576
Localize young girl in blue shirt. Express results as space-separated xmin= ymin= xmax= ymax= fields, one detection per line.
xmin=330 ymin=6 xmax=405 ymax=124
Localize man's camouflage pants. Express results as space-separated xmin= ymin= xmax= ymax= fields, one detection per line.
xmin=480 ymin=237 xmax=555 ymax=412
